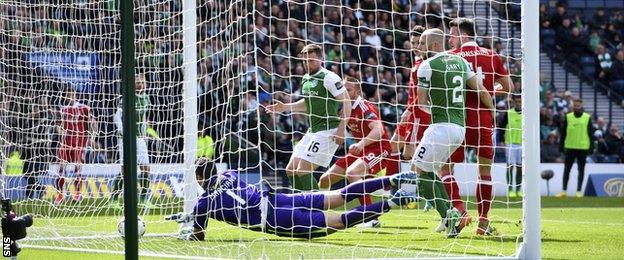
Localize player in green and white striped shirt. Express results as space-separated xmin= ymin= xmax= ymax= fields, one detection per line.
xmin=110 ymin=73 xmax=153 ymax=208
xmin=267 ymin=44 xmax=351 ymax=191
xmin=413 ymin=29 xmax=495 ymax=238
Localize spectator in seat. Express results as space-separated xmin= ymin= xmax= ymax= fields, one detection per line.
xmin=604 ymin=126 xmax=624 ymax=162
xmin=555 ymin=18 xmax=572 ymax=51
xmin=604 ymin=24 xmax=621 ymax=45
xmin=541 ymin=117 xmax=558 ymax=140
xmin=541 ymin=131 xmax=563 ymax=163
xmin=591 ymin=9 xmax=608 ymax=30
xmin=611 ymin=10 xmax=624 ymax=31
xmin=593 ymin=116 xmax=608 ymax=138
xmin=595 ymin=44 xmax=612 ymax=82
xmin=540 ymin=73 xmax=555 ymax=103
xmin=593 ymin=127 xmax=621 ymax=163
xmin=539 ymin=4 xmax=551 ymax=26
xmin=565 ymin=27 xmax=587 ymax=64
xmin=588 ymin=30 xmax=601 ymax=52
xmin=610 ymin=50 xmax=624 ymax=95
xmin=550 ymin=4 xmax=569 ymax=30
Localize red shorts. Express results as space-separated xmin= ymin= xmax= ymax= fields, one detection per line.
xmin=396 ymin=109 xmax=430 ymax=144
xmin=59 ymin=138 xmax=87 ymax=164
xmin=454 ymin=110 xmax=495 ymax=161
xmin=335 ymin=145 xmax=391 ymax=177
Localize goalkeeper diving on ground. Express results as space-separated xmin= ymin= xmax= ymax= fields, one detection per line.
xmin=166 ymin=160 xmax=419 ymax=240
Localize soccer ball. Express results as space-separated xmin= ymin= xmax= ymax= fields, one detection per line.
xmin=117 ymin=217 xmax=146 ymax=237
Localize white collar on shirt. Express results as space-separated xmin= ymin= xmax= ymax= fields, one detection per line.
xmin=353 ymin=96 xmax=364 ymax=107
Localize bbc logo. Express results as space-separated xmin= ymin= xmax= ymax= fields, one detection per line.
xmin=2 ymin=236 xmax=11 ymax=257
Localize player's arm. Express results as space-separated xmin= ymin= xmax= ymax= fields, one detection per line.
xmin=416 ymin=61 xmax=432 ymax=114
xmin=466 ymin=76 xmax=494 ymax=111
xmin=114 ymin=107 xmax=123 ymax=133
xmin=416 ymin=88 xmax=430 ymax=114
xmin=88 ymin=110 xmax=100 ymax=149
xmin=324 ymin=73 xmax=350 ymax=145
xmin=494 ymin=75 xmax=513 ymax=95
xmin=351 ymin=120 xmax=383 ymax=153
xmin=334 ymin=91 xmax=351 ymax=145
xmin=399 ymin=107 xmax=412 ymax=123
xmin=493 ymin=53 xmax=512 ymax=95
xmin=463 ymin=58 xmax=495 ymax=111
xmin=266 ymin=98 xmax=307 ymax=113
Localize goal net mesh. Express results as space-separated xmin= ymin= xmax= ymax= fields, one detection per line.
xmin=0 ymin=0 xmax=525 ymax=258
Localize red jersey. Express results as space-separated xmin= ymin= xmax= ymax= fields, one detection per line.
xmin=407 ymin=57 xmax=424 ymax=112
xmin=347 ymin=97 xmax=392 ymax=151
xmin=449 ymin=41 xmax=508 ymax=112
xmin=61 ymin=102 xmax=91 ymax=146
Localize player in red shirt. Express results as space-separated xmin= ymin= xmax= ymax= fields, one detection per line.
xmin=319 ymin=76 xmax=392 ymax=227
xmin=56 ymin=89 xmax=98 ymax=204
xmin=389 ymin=25 xmax=427 ymax=167
xmin=448 ymin=18 xmax=513 ymax=235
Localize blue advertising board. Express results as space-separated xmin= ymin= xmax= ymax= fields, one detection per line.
xmin=584 ymin=174 xmax=624 ymax=197
xmin=4 ymin=164 xmax=261 ymax=201
xmin=27 ymin=51 xmax=100 ymax=93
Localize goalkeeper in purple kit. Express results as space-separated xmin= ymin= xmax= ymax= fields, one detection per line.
xmin=167 ymin=160 xmax=418 ymax=240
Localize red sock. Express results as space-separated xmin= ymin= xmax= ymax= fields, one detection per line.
xmin=358 ymin=194 xmax=372 ymax=206
xmin=56 ymin=176 xmax=65 ymax=192
xmin=384 ymin=153 xmax=401 ymax=176
xmin=477 ymin=175 xmax=493 ymax=221
xmin=441 ymin=174 xmax=465 ymax=213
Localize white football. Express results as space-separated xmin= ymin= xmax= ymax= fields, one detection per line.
xmin=118 ymin=217 xmax=146 ymax=237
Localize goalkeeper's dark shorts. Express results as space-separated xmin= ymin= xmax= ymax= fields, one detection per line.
xmin=264 ymin=192 xmax=329 ymax=239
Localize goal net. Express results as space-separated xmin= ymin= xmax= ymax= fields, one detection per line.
xmin=0 ymin=0 xmax=538 ymax=258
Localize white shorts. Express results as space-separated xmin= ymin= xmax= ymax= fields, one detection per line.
xmin=292 ymin=129 xmax=340 ymax=168
xmin=119 ymin=138 xmax=150 ymax=165
xmin=411 ymin=123 xmax=465 ymax=173
xmin=507 ymin=144 xmax=522 ymax=166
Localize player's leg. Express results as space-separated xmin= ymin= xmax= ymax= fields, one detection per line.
xmin=322 ymin=172 xmax=416 ymax=209
xmin=576 ymin=149 xmax=588 ymax=197
xmin=506 ymin=163 xmax=514 ymax=197
xmin=515 ymin=165 xmax=523 ymax=196
xmin=72 ymin=147 xmax=85 ymax=202
xmin=137 ymin=138 xmax=151 ymax=204
xmin=440 ymin=148 xmax=466 ymax=214
xmin=412 ymin=124 xmax=465 ymax=237
xmin=514 ymin=144 xmax=523 ymax=196
xmin=294 ymin=129 xmax=339 ymax=191
xmin=412 ymin=127 xmax=451 ymax=220
xmin=318 ymin=159 xmax=348 ymax=190
xmin=110 ymin=143 xmax=124 ymax=206
xmin=469 ymin=126 xmax=495 ymax=235
xmin=55 ymin=146 xmax=69 ymax=204
xmin=505 ymin=144 xmax=514 ymax=196
xmin=285 ymin=156 xmax=303 ymax=190
xmin=345 ymin=157 xmax=374 ymax=206
xmin=558 ymin=149 xmax=575 ymax=197
xmin=294 ymin=159 xmax=321 ymax=191
xmin=386 ymin=131 xmax=404 ymax=176
xmin=286 ymin=132 xmax=312 ymax=190
xmin=325 ymin=189 xmax=417 ymax=231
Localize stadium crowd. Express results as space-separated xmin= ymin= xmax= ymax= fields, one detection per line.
xmin=539 ymin=1 xmax=624 ymax=163
xmin=1 ymin=0 xmax=623 ymax=181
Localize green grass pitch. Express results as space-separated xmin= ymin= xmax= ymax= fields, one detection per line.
xmin=15 ymin=197 xmax=624 ymax=259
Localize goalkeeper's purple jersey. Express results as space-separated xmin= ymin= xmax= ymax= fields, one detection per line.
xmin=201 ymin=170 xmax=264 ymax=227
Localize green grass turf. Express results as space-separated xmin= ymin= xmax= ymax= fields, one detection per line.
xmin=15 ymin=197 xmax=624 ymax=259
